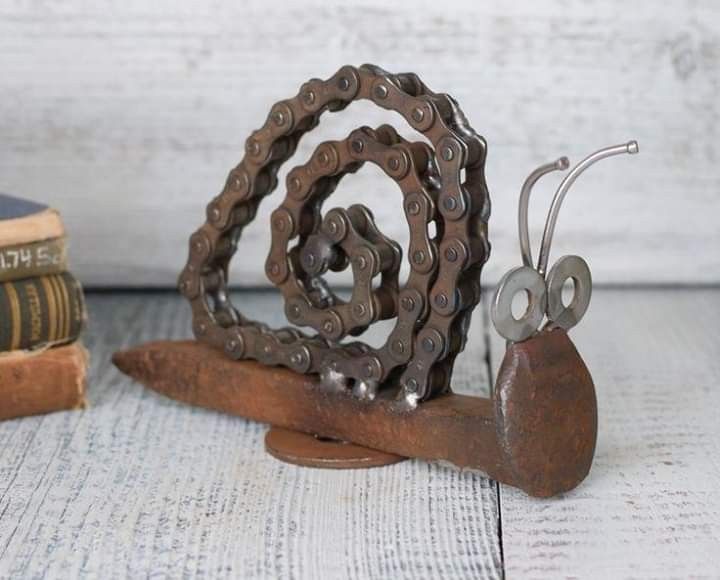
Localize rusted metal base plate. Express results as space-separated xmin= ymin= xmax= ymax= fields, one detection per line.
xmin=265 ymin=427 xmax=407 ymax=469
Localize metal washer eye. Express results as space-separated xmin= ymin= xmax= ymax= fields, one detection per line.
xmin=545 ymin=255 xmax=592 ymax=330
xmin=491 ymin=266 xmax=547 ymax=342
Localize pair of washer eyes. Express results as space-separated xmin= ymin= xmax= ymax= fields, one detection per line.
xmin=492 ymin=255 xmax=591 ymax=342
xmin=491 ymin=141 xmax=639 ymax=343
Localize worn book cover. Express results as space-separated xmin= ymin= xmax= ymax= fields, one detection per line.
xmin=0 ymin=237 xmax=67 ymax=282
xmin=0 ymin=193 xmax=65 ymax=247
xmin=0 ymin=271 xmax=86 ymax=352
xmin=0 ymin=342 xmax=88 ymax=420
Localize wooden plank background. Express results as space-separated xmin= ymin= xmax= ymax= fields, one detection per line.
xmin=0 ymin=0 xmax=718 ymax=287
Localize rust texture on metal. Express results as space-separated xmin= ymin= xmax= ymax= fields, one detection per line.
xmin=264 ymin=427 xmax=406 ymax=469
xmin=177 ymin=64 xmax=490 ymax=408
xmin=494 ymin=328 xmax=597 ymax=495
xmin=113 ymin=328 xmax=597 ymax=498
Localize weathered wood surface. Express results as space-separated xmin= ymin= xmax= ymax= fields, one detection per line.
xmin=0 ymin=292 xmax=500 ymax=579
xmin=1 ymin=1 xmax=718 ymax=286
xmin=0 ymin=289 xmax=718 ymax=578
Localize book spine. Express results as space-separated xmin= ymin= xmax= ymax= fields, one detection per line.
xmin=0 ymin=342 xmax=87 ymax=421
xmin=0 ymin=238 xmax=67 ymax=282
xmin=0 ymin=272 xmax=86 ymax=352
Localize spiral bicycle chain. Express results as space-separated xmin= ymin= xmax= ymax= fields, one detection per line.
xmin=178 ymin=64 xmax=490 ymax=408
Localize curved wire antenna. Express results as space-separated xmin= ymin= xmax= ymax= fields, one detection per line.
xmin=536 ymin=140 xmax=639 ymax=276
xmin=518 ymin=157 xmax=569 ymax=267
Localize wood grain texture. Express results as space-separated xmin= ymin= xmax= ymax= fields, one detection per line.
xmin=0 ymin=292 xmax=501 ymax=579
xmin=489 ymin=288 xmax=720 ymax=579
xmin=1 ymin=289 xmax=718 ymax=578
xmin=1 ymin=1 xmax=718 ymax=286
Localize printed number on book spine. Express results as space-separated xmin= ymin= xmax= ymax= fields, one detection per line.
xmin=0 ymin=238 xmax=67 ymax=282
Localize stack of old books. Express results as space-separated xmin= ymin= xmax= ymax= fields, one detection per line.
xmin=0 ymin=193 xmax=88 ymax=420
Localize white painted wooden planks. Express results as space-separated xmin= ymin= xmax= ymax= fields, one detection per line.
xmin=0 ymin=292 xmax=501 ymax=579
xmin=1 ymin=1 xmax=718 ymax=287
xmin=1 ymin=289 xmax=719 ymax=578
xmin=491 ymin=289 xmax=720 ymax=579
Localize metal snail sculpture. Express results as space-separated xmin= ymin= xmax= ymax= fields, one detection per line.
xmin=115 ymin=64 xmax=639 ymax=497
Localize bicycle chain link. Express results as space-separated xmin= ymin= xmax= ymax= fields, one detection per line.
xmin=178 ymin=64 xmax=490 ymax=409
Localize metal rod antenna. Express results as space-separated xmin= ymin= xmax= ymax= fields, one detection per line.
xmin=518 ymin=157 xmax=569 ymax=267
xmin=536 ymin=140 xmax=639 ymax=276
